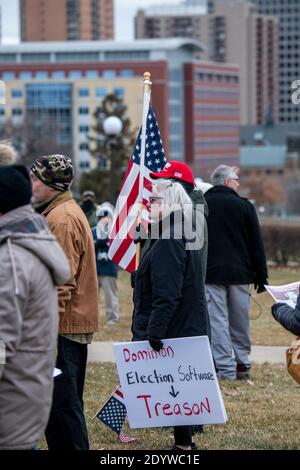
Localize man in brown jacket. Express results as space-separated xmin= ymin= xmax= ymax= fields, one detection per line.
xmin=31 ymin=154 xmax=99 ymax=450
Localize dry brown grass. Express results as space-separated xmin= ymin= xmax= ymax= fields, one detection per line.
xmin=85 ymin=362 xmax=300 ymax=450
xmin=94 ymin=269 xmax=300 ymax=346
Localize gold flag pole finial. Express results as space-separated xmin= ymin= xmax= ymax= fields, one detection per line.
xmin=143 ymin=72 xmax=152 ymax=92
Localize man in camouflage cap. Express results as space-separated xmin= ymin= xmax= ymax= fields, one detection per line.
xmin=31 ymin=154 xmax=73 ymax=194
xmin=30 ymin=155 xmax=99 ymax=450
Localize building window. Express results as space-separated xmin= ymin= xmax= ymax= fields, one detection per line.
xmin=22 ymin=53 xmax=50 ymax=63
xmin=35 ymin=71 xmax=48 ymax=80
xmin=0 ymin=108 xmax=5 ymax=116
xmin=96 ymin=87 xmax=107 ymax=98
xmin=80 ymin=161 xmax=90 ymax=169
xmin=104 ymin=51 xmax=149 ymax=60
xmin=120 ymin=70 xmax=134 ymax=77
xmin=113 ymin=87 xmax=124 ymax=98
xmin=51 ymin=71 xmax=65 ymax=79
xmin=170 ymin=69 xmax=183 ymax=81
xmin=79 ymin=107 xmax=89 ymax=115
xmin=19 ymin=71 xmax=33 ymax=80
xmin=12 ymin=108 xmax=22 ymax=116
xmin=2 ymin=72 xmax=16 ymax=81
xmin=79 ymin=125 xmax=89 ymax=133
xmin=11 ymin=89 xmax=23 ymax=98
xmin=26 ymin=83 xmax=72 ymax=145
xmin=102 ymin=70 xmax=116 ymax=79
xmin=170 ymin=86 xmax=182 ymax=100
xmin=68 ymin=70 xmax=82 ymax=79
xmin=85 ymin=70 xmax=98 ymax=79
xmin=56 ymin=52 xmax=99 ymax=62
xmin=78 ymin=88 xmax=89 ymax=98
xmin=0 ymin=54 xmax=17 ymax=63
xmin=79 ymin=143 xmax=89 ymax=150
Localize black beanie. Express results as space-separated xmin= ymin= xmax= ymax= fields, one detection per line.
xmin=0 ymin=165 xmax=32 ymax=214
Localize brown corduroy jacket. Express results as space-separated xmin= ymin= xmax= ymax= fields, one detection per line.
xmin=43 ymin=191 xmax=99 ymax=334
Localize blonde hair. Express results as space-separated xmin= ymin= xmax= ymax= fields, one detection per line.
xmin=0 ymin=140 xmax=17 ymax=166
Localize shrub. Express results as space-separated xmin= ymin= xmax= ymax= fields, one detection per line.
xmin=261 ymin=222 xmax=300 ymax=265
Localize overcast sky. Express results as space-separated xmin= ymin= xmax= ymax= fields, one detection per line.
xmin=0 ymin=0 xmax=205 ymax=43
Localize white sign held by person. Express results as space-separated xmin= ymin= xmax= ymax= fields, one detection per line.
xmin=113 ymin=336 xmax=227 ymax=429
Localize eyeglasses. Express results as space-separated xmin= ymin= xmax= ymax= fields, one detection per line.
xmin=149 ymin=196 xmax=164 ymax=204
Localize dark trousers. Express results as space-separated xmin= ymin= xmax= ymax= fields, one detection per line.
xmin=174 ymin=426 xmax=192 ymax=446
xmin=45 ymin=336 xmax=89 ymax=450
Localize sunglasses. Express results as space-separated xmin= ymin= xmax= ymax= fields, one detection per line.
xmin=149 ymin=196 xmax=164 ymax=204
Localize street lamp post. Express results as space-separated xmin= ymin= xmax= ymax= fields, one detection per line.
xmin=103 ymin=116 xmax=123 ymax=204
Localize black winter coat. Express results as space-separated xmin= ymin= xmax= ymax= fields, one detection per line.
xmin=272 ymin=294 xmax=300 ymax=336
xmin=131 ymin=214 xmax=210 ymax=342
xmin=205 ymin=186 xmax=268 ymax=285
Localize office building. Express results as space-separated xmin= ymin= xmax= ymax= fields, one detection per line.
xmin=135 ymin=0 xmax=278 ymax=125
xmin=20 ymin=0 xmax=114 ymax=42
xmin=0 ymin=39 xmax=240 ymax=178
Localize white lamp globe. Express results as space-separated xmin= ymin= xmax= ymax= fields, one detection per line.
xmin=103 ymin=116 xmax=123 ymax=136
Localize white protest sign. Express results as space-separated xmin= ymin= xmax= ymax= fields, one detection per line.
xmin=113 ymin=336 xmax=227 ymax=429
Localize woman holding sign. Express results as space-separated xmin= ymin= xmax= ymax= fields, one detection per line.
xmin=131 ymin=166 xmax=210 ymax=451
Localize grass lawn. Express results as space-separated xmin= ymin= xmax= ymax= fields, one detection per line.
xmin=94 ymin=268 xmax=300 ymax=346
xmin=85 ymin=362 xmax=300 ymax=450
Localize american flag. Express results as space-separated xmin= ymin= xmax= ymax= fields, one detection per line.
xmin=108 ymin=105 xmax=167 ymax=273
xmin=95 ymin=386 xmax=126 ymax=435
xmin=118 ymin=430 xmax=138 ymax=444
xmin=95 ymin=386 xmax=137 ymax=443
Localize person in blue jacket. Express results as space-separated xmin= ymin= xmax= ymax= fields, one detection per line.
xmin=92 ymin=204 xmax=119 ymax=325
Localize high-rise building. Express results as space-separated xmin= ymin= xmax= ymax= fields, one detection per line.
xmin=248 ymin=0 xmax=300 ymax=123
xmin=135 ymin=0 xmax=278 ymax=126
xmin=20 ymin=0 xmax=114 ymax=42
xmin=0 ymin=39 xmax=240 ymax=178
xmin=209 ymin=0 xmax=278 ymax=125
xmin=135 ymin=2 xmax=206 ymax=43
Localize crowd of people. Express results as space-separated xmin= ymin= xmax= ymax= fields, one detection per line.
xmin=0 ymin=141 xmax=298 ymax=451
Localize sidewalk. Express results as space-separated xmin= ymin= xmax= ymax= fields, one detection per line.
xmin=88 ymin=342 xmax=287 ymax=364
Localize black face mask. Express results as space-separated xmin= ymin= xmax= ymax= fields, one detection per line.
xmin=81 ymin=200 xmax=95 ymax=214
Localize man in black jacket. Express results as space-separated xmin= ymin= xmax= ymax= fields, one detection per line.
xmin=205 ymin=165 xmax=268 ymax=380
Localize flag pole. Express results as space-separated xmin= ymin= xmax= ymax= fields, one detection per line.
xmin=135 ymin=72 xmax=152 ymax=270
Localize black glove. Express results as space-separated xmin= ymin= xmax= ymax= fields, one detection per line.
xmin=254 ymin=281 xmax=267 ymax=294
xmin=133 ymin=223 xmax=149 ymax=244
xmin=148 ymin=336 xmax=163 ymax=352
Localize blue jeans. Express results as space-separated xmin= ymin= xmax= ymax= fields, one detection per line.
xmin=45 ymin=336 xmax=89 ymax=450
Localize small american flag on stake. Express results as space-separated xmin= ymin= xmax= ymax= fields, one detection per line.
xmin=94 ymin=386 xmax=137 ymax=444
xmin=108 ymin=74 xmax=167 ymax=273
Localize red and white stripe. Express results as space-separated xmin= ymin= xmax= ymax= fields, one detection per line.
xmin=112 ymin=385 xmax=125 ymax=403
xmin=118 ymin=430 xmax=138 ymax=444
xmin=108 ymin=160 xmax=152 ymax=273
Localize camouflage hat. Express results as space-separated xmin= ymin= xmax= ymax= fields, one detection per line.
xmin=31 ymin=154 xmax=74 ymax=192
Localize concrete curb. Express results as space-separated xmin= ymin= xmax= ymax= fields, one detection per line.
xmin=88 ymin=342 xmax=287 ymax=365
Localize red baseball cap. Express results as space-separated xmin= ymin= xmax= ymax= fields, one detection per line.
xmin=150 ymin=161 xmax=195 ymax=185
